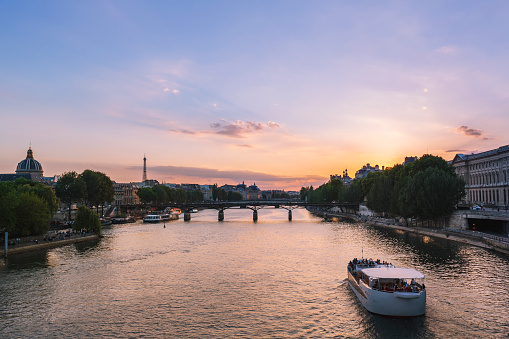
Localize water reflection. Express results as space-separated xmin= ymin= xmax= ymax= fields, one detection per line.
xmin=1 ymin=209 xmax=508 ymax=338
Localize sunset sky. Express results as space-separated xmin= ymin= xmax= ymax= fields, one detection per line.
xmin=2 ymin=1 xmax=509 ymax=190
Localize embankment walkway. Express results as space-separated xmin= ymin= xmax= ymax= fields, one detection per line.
xmin=1 ymin=232 xmax=100 ymax=256
xmin=316 ymin=211 xmax=509 ymax=256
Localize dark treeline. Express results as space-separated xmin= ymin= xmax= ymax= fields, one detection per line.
xmin=54 ymin=170 xmax=114 ymax=222
xmin=0 ymin=169 xmax=114 ymax=237
xmin=271 ymin=191 xmax=291 ymax=199
xmin=211 ymin=184 xmax=243 ymax=201
xmin=301 ymin=155 xmax=465 ymax=222
xmin=0 ymin=178 xmax=58 ymax=237
xmin=137 ymin=185 xmax=204 ymax=204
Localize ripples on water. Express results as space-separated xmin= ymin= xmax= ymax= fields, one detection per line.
xmin=1 ymin=209 xmax=508 ymax=338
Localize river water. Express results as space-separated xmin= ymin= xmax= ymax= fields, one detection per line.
xmin=1 ymin=209 xmax=508 ymax=338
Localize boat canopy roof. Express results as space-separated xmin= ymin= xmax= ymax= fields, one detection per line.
xmin=361 ymin=267 xmax=425 ymax=279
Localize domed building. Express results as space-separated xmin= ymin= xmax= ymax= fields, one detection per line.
xmin=16 ymin=147 xmax=43 ymax=177
xmin=0 ymin=147 xmax=45 ymax=183
xmin=246 ymin=183 xmax=261 ymax=200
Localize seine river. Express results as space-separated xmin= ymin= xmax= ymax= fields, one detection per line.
xmin=1 ymin=209 xmax=508 ymax=338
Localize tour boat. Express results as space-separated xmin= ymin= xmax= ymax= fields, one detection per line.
xmin=143 ymin=213 xmax=178 ymax=223
xmin=347 ymin=258 xmax=426 ymax=317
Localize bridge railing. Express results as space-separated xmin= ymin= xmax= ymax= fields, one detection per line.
xmin=444 ymin=227 xmax=509 ymax=244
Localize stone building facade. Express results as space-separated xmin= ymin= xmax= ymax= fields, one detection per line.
xmin=451 ymin=145 xmax=509 ymax=207
xmin=114 ymin=182 xmax=141 ymax=205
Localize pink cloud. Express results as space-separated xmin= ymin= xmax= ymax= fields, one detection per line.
xmin=456 ymin=125 xmax=492 ymax=140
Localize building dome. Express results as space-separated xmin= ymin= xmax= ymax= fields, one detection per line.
xmin=16 ymin=147 xmax=43 ymax=175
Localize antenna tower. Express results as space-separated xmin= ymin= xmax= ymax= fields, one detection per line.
xmin=143 ymin=154 xmax=147 ymax=182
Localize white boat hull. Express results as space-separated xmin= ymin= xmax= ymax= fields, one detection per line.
xmin=143 ymin=213 xmax=179 ymax=223
xmin=348 ymin=272 xmax=426 ymax=317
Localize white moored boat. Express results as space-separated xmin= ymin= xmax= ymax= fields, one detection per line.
xmin=143 ymin=213 xmax=178 ymax=223
xmin=347 ymin=258 xmax=426 ymax=317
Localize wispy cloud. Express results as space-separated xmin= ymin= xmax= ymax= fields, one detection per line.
xmin=171 ymin=120 xmax=282 ymax=139
xmin=445 ymin=149 xmax=468 ymax=153
xmin=210 ymin=120 xmax=281 ymax=138
xmin=210 ymin=102 xmax=222 ymax=110
xmin=170 ymin=128 xmax=197 ymax=135
xmin=164 ymin=88 xmax=180 ymax=94
xmin=456 ymin=125 xmax=492 ymax=140
xmin=129 ymin=164 xmax=325 ymax=184
xmin=435 ymin=46 xmax=459 ymax=54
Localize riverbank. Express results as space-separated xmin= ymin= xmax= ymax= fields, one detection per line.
xmin=1 ymin=233 xmax=100 ymax=256
xmin=315 ymin=211 xmax=509 ymax=256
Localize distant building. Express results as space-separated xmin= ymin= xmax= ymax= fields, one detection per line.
xmin=140 ymin=179 xmax=159 ymax=188
xmin=219 ymin=184 xmax=237 ymax=192
xmin=287 ymin=191 xmax=300 ymax=198
xmin=261 ymin=190 xmax=273 ymax=200
xmin=355 ymin=163 xmax=384 ymax=179
xmin=181 ymin=183 xmax=200 ymax=191
xmin=199 ymin=185 xmax=213 ymax=201
xmin=236 ymin=181 xmax=247 ymax=191
xmin=330 ymin=169 xmax=353 ymax=186
xmin=450 ymin=145 xmax=509 ymax=207
xmin=218 ymin=181 xmax=262 ymax=200
xmin=246 ymin=183 xmax=261 ymax=200
xmin=114 ymin=182 xmax=140 ymax=205
xmin=403 ymin=156 xmax=418 ymax=166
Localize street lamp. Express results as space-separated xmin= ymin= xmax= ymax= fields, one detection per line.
xmin=1 ymin=228 xmax=7 ymax=257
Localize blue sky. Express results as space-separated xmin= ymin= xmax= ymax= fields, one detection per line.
xmin=2 ymin=1 xmax=509 ymax=189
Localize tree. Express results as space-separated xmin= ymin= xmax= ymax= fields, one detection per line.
xmin=137 ymin=187 xmax=157 ymax=204
xmin=13 ymin=178 xmax=59 ymax=216
xmin=0 ymin=181 xmax=19 ymax=234
xmin=55 ymin=171 xmax=86 ymax=221
xmin=355 ymin=154 xmax=465 ymax=225
xmin=366 ymin=175 xmax=393 ymax=215
xmin=342 ymin=179 xmax=365 ymax=204
xmin=408 ymin=154 xmax=456 ymax=177
xmin=97 ymin=172 xmax=114 ymax=215
xmin=80 ymin=170 xmax=114 ymax=215
xmin=325 ymin=179 xmax=344 ymax=202
xmin=73 ymin=205 xmax=101 ymax=235
xmin=153 ymin=185 xmax=168 ymax=203
xmin=212 ymin=184 xmax=219 ymax=201
xmin=188 ymin=189 xmax=204 ymax=202
xmin=361 ymin=171 xmax=384 ymax=197
xmin=14 ymin=192 xmax=50 ymax=237
xmin=216 ymin=188 xmax=227 ymax=201
xmin=227 ymin=191 xmax=243 ymax=201
xmin=402 ymin=167 xmax=465 ymax=221
xmin=81 ymin=169 xmax=101 ymax=208
xmin=300 ymin=186 xmax=310 ymax=201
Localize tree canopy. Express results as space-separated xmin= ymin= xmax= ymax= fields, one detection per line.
xmin=55 ymin=171 xmax=86 ymax=221
xmin=300 ymin=154 xmax=465 ymax=222
xmin=136 ymin=185 xmax=205 ymax=204
xmin=73 ymin=205 xmax=101 ymax=235
xmin=364 ymin=154 xmax=465 ymax=220
xmin=80 ymin=170 xmax=114 ymax=213
xmin=0 ymin=179 xmax=58 ymax=237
